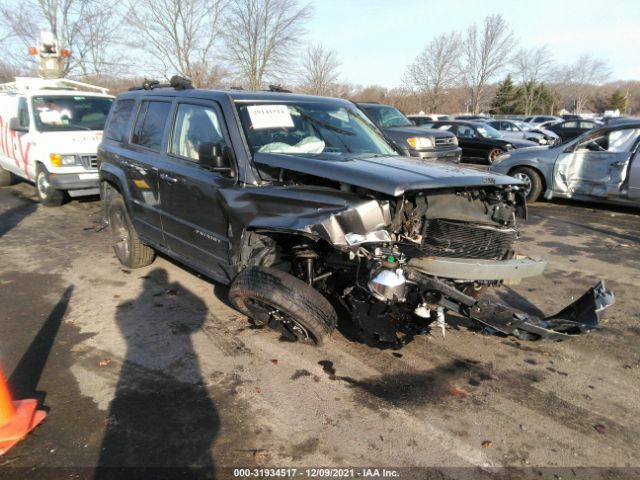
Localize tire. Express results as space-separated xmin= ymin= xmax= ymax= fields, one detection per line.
xmin=487 ymin=148 xmax=505 ymax=165
xmin=229 ymin=266 xmax=337 ymax=346
xmin=107 ymin=194 xmax=156 ymax=268
xmin=35 ymin=165 xmax=64 ymax=206
xmin=0 ymin=165 xmax=12 ymax=187
xmin=511 ymin=166 xmax=543 ymax=203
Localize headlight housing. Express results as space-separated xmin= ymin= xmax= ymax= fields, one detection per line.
xmin=495 ymin=153 xmax=511 ymax=163
xmin=504 ymin=144 xmax=515 ymax=151
xmin=407 ymin=137 xmax=434 ymax=149
xmin=50 ymin=153 xmax=79 ymax=166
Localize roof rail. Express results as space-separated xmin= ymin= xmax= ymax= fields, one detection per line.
xmin=0 ymin=77 xmax=109 ymax=94
xmin=129 ymin=75 xmax=193 ymax=91
xmin=267 ymin=84 xmax=291 ymax=93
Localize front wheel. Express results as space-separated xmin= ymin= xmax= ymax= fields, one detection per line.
xmin=511 ymin=166 xmax=543 ymax=203
xmin=35 ymin=166 xmax=64 ymax=206
xmin=229 ymin=267 xmax=337 ymax=346
xmin=487 ymin=148 xmax=505 ymax=165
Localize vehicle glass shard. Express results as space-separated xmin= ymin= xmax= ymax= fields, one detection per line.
xmin=247 ymin=104 xmax=294 ymax=130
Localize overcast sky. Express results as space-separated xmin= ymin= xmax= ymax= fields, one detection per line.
xmin=306 ymin=0 xmax=640 ymax=87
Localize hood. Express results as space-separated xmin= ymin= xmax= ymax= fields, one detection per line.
xmin=254 ymin=152 xmax=522 ymax=197
xmin=35 ymin=130 xmax=103 ymax=154
xmin=384 ymin=126 xmax=454 ymax=138
xmin=501 ymin=138 xmax=538 ymax=148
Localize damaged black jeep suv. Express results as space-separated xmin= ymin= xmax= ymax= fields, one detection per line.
xmin=98 ymin=78 xmax=614 ymax=346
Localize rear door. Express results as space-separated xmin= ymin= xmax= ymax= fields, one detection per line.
xmin=553 ymin=127 xmax=640 ymax=199
xmin=158 ymin=99 xmax=235 ymax=280
xmin=123 ymin=99 xmax=171 ymax=244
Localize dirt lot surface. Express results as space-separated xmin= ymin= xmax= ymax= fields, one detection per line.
xmin=0 ymin=181 xmax=639 ymax=479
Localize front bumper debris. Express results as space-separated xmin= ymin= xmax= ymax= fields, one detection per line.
xmin=406 ymin=269 xmax=615 ymax=341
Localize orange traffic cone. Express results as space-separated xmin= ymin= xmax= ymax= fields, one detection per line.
xmin=0 ymin=369 xmax=46 ymax=455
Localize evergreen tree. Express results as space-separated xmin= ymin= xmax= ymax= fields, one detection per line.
xmin=490 ymin=75 xmax=517 ymax=114
xmin=609 ymin=90 xmax=627 ymax=112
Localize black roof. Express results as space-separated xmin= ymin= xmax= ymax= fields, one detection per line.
xmin=116 ymin=87 xmax=353 ymax=106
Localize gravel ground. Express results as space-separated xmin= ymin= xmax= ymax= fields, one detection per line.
xmin=0 ymin=181 xmax=639 ymax=480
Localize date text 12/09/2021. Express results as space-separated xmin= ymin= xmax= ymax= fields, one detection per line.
xmin=233 ymin=468 xmax=400 ymax=478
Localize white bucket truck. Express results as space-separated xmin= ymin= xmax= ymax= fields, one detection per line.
xmin=0 ymin=32 xmax=113 ymax=205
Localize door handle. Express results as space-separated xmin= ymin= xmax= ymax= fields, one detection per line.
xmin=612 ymin=161 xmax=626 ymax=167
xmin=160 ymin=173 xmax=178 ymax=183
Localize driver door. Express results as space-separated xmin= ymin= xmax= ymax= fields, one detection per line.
xmin=553 ymin=128 xmax=640 ymax=199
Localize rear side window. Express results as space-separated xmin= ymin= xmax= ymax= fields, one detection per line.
xmin=18 ymin=97 xmax=29 ymax=128
xmin=132 ymin=101 xmax=171 ymax=151
xmin=105 ymin=99 xmax=135 ymax=142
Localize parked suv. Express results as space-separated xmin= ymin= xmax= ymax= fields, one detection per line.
xmin=357 ymin=103 xmax=461 ymax=162
xmin=98 ymin=78 xmax=613 ymax=347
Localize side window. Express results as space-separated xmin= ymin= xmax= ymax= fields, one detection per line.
xmin=580 ymin=121 xmax=594 ymax=129
xmin=170 ymin=104 xmax=225 ymax=162
xmin=607 ymin=129 xmax=640 ymax=153
xmin=131 ymin=101 xmax=171 ymax=151
xmin=563 ymin=121 xmax=578 ymax=128
xmin=456 ymin=125 xmax=475 ymax=138
xmin=18 ymin=97 xmax=29 ymax=128
xmin=104 ymin=99 xmax=135 ymax=142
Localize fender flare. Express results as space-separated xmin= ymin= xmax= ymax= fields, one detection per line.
xmin=99 ymin=163 xmax=134 ymax=214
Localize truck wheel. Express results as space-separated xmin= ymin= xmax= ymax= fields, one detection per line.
xmin=229 ymin=266 xmax=337 ymax=346
xmin=35 ymin=165 xmax=64 ymax=206
xmin=511 ymin=166 xmax=543 ymax=203
xmin=0 ymin=165 xmax=13 ymax=187
xmin=107 ymin=194 xmax=155 ymax=268
xmin=487 ymin=148 xmax=505 ymax=165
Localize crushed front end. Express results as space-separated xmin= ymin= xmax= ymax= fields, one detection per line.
xmin=316 ymin=185 xmax=614 ymax=345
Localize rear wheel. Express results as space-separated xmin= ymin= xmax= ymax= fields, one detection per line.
xmin=107 ymin=194 xmax=156 ymax=268
xmin=229 ymin=266 xmax=337 ymax=346
xmin=511 ymin=166 xmax=543 ymax=203
xmin=35 ymin=165 xmax=64 ymax=206
xmin=487 ymin=148 xmax=505 ymax=165
xmin=0 ymin=165 xmax=12 ymax=187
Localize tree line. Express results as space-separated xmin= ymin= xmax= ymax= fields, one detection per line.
xmin=0 ymin=1 xmax=636 ymax=115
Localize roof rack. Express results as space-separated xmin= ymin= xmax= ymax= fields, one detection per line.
xmin=0 ymin=77 xmax=109 ymax=94
xmin=267 ymin=84 xmax=291 ymax=93
xmin=129 ymin=75 xmax=193 ymax=91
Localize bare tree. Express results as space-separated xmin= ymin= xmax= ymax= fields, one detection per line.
xmin=403 ymin=32 xmax=461 ymax=112
xmin=224 ymin=0 xmax=311 ymax=90
xmin=299 ymin=43 xmax=340 ymax=95
xmin=556 ymin=54 xmax=611 ymax=113
xmin=511 ymin=45 xmax=554 ymax=115
xmin=125 ymin=0 xmax=225 ymax=85
xmin=71 ymin=0 xmax=129 ymax=78
xmin=460 ymin=14 xmax=514 ymax=113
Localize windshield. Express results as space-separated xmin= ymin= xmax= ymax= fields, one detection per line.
xmin=32 ymin=95 xmax=113 ymax=132
xmin=236 ymin=101 xmax=398 ymax=157
xmin=360 ymin=104 xmax=412 ymax=128
xmin=514 ymin=121 xmax=534 ymax=131
xmin=476 ymin=124 xmax=503 ymax=139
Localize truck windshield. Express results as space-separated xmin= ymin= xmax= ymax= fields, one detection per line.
xmin=32 ymin=95 xmax=113 ymax=132
xmin=236 ymin=101 xmax=398 ymax=156
xmin=360 ymin=104 xmax=413 ymax=128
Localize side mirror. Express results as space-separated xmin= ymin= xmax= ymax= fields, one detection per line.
xmin=198 ymin=142 xmax=232 ymax=172
xmin=9 ymin=117 xmax=27 ymax=132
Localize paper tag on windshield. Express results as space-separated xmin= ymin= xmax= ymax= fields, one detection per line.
xmin=247 ymin=105 xmax=294 ymax=129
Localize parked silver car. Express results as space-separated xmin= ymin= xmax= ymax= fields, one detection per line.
xmin=489 ymin=122 xmax=640 ymax=206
